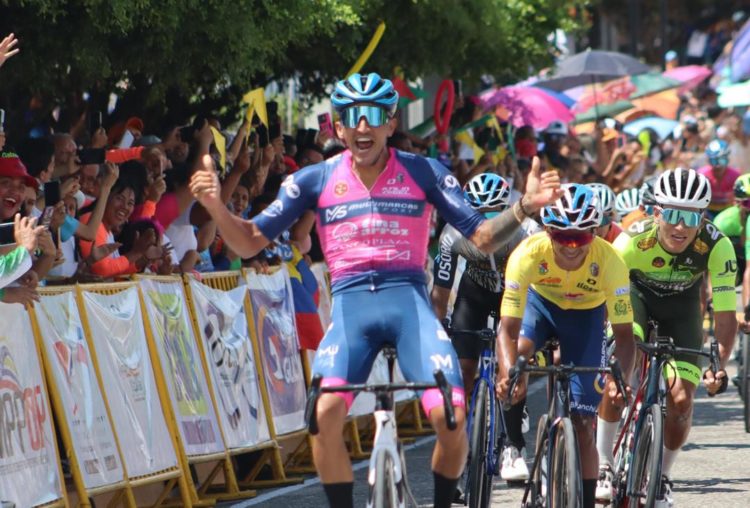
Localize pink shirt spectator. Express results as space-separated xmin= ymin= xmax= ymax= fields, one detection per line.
xmin=698 ymin=165 xmax=741 ymax=213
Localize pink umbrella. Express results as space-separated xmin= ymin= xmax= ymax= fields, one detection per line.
xmin=479 ymin=86 xmax=573 ymax=129
xmin=663 ymin=65 xmax=713 ymax=92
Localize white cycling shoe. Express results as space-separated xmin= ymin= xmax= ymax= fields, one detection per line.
xmin=595 ymin=465 xmax=614 ymax=502
xmin=654 ymin=475 xmax=675 ymax=507
xmin=500 ymin=446 xmax=529 ymax=481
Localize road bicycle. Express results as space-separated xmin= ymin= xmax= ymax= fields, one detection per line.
xmin=734 ymin=308 xmax=750 ymax=433
xmin=447 ymin=313 xmax=504 ymax=508
xmin=508 ymin=340 xmax=626 ymax=508
xmin=610 ymin=321 xmax=721 ymax=507
xmin=305 ymin=346 xmax=457 ymax=508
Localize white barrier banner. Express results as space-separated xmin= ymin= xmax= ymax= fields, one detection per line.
xmin=245 ymin=267 xmax=306 ymax=435
xmin=139 ymin=278 xmax=224 ymax=456
xmin=36 ymin=292 xmax=124 ymax=489
xmin=0 ymin=303 xmax=63 ymax=506
xmin=188 ymin=279 xmax=271 ymax=449
xmin=82 ymin=287 xmax=179 ymax=477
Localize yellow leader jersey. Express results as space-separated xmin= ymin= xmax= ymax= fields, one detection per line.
xmin=501 ymin=232 xmax=634 ymax=325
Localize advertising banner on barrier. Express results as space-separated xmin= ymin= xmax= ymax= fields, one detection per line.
xmin=139 ymin=278 xmax=224 ymax=456
xmin=81 ymin=287 xmax=179 ymax=477
xmin=188 ymin=279 xmax=271 ymax=449
xmin=245 ymin=267 xmax=306 ymax=435
xmin=0 ymin=303 xmax=63 ymax=507
xmin=36 ymin=292 xmax=124 ymax=489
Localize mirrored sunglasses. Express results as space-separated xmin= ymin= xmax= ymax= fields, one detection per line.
xmin=658 ymin=207 xmax=702 ymax=227
xmin=548 ymin=229 xmax=595 ymax=248
xmin=341 ymin=105 xmax=390 ymax=128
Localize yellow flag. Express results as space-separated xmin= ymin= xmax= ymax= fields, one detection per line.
xmin=242 ymin=87 xmax=268 ymax=126
xmin=209 ymin=126 xmax=227 ymax=171
xmin=346 ymin=22 xmax=386 ymax=78
xmin=455 ymin=131 xmax=485 ymax=161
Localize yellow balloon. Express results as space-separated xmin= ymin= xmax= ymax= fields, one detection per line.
xmin=346 ymin=22 xmax=386 ymax=78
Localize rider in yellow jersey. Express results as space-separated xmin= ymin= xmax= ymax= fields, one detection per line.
xmin=596 ymin=168 xmax=736 ymax=507
xmin=497 ymin=183 xmax=635 ymax=508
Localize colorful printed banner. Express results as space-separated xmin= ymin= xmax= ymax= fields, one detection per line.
xmin=81 ymin=287 xmax=178 ymax=477
xmin=0 ymin=303 xmax=63 ymax=507
xmin=187 ymin=279 xmax=271 ymax=449
xmin=35 ymin=292 xmax=124 ymax=489
xmin=245 ymin=267 xmax=306 ymax=435
xmin=139 ymin=278 xmax=225 ymax=457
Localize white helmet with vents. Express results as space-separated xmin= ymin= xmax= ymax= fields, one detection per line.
xmin=654 ymin=167 xmax=711 ymax=210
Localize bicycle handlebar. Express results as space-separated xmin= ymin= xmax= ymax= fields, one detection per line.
xmin=304 ymin=370 xmax=458 ymax=435
xmin=504 ymin=355 xmax=629 ymax=409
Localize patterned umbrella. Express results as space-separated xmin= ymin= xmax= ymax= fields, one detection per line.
xmin=663 ymin=65 xmax=713 ymax=92
xmin=479 ymin=86 xmax=573 ymax=129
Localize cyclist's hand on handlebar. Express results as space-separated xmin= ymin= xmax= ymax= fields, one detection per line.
xmin=496 ymin=374 xmax=527 ymax=405
xmin=606 ymin=376 xmax=630 ymax=408
xmin=703 ymin=368 xmax=728 ymax=396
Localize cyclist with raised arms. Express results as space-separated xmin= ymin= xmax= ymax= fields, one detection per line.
xmin=597 ymin=167 xmax=736 ymax=507
xmin=189 ymin=72 xmax=562 ymax=508
xmin=497 ymin=183 xmax=636 ymax=508
xmin=588 ymin=182 xmax=622 ymax=243
xmin=431 ymin=172 xmax=540 ymax=482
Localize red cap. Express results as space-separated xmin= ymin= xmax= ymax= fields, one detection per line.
xmin=283 ymin=155 xmax=299 ymax=173
xmin=125 ymin=116 xmax=144 ymax=132
xmin=0 ymin=152 xmax=39 ymax=189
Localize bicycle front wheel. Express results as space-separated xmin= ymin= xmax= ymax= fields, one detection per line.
xmin=467 ymin=380 xmax=491 ymax=508
xmin=371 ymin=450 xmax=400 ymax=508
xmin=627 ymin=403 xmax=663 ymax=508
xmin=550 ymin=417 xmax=581 ymax=508
xmin=743 ymin=334 xmax=750 ymax=433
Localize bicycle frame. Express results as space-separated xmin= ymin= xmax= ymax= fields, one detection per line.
xmin=463 ymin=313 xmax=504 ymax=476
xmin=367 ymin=390 xmax=406 ymax=508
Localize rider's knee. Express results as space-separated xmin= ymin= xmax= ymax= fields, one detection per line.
xmin=669 ymin=387 xmax=694 ymax=416
xmin=315 ymin=394 xmax=347 ymax=437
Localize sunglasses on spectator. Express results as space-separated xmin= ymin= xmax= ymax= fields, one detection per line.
xmin=341 ymin=105 xmax=390 ymax=128
xmin=709 ymin=156 xmax=729 ymax=167
xmin=740 ymin=199 xmax=750 ymax=209
xmin=548 ymin=229 xmax=595 ymax=248
xmin=657 ymin=207 xmax=703 ymax=227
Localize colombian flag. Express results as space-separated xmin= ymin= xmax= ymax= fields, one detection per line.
xmin=286 ymin=245 xmax=324 ymax=351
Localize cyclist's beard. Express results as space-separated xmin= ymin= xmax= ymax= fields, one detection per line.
xmin=353 ymin=145 xmax=388 ymax=169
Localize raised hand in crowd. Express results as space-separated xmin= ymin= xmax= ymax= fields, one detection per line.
xmin=144 ymin=170 xmax=167 ymax=203
xmin=48 ymin=202 xmax=68 ymax=231
xmin=90 ymin=127 xmax=108 ymax=149
xmin=61 ymin=175 xmax=81 ymax=198
xmin=101 ymin=161 xmax=119 ymax=190
xmin=13 ymin=214 xmax=46 ymax=254
xmin=522 ymin=155 xmax=564 ymax=211
xmin=126 ymin=228 xmax=158 ymax=269
xmin=0 ymin=33 xmax=19 ymax=69
xmin=190 ymin=154 xmax=223 ymax=213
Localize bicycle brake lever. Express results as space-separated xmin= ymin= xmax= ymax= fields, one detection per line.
xmin=433 ymin=370 xmax=457 ymax=431
xmin=305 ymin=375 xmax=323 ymax=435
xmin=608 ymin=357 xmax=629 ymax=404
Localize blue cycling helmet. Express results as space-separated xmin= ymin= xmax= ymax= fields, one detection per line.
xmin=706 ymin=139 xmax=730 ymax=166
xmin=542 ymin=183 xmax=603 ymax=230
xmin=331 ymin=73 xmax=399 ymax=114
xmin=464 ymin=173 xmax=511 ymax=210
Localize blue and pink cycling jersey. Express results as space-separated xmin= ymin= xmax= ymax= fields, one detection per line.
xmin=254 ymin=149 xmax=484 ymax=293
xmin=253 ymin=148 xmax=485 ymax=415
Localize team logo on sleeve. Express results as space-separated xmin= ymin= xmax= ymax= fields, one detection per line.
xmin=652 ymin=257 xmax=665 ymax=268
xmin=443 ymin=175 xmax=459 ymax=189
xmin=538 ymin=261 xmax=549 ymax=274
xmin=692 ymin=239 xmax=708 ymax=254
xmin=334 ymin=181 xmax=348 ymax=196
xmin=262 ymin=199 xmax=284 ymax=218
xmin=590 ymin=263 xmax=599 ymax=277
xmin=281 ymin=176 xmax=301 ymax=199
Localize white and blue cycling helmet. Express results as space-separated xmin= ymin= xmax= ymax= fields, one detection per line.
xmin=331 ymin=73 xmax=399 ymax=115
xmin=615 ymin=188 xmax=642 ymax=218
xmin=542 ymin=183 xmax=603 ymax=230
xmin=586 ymin=183 xmax=616 ymax=215
xmin=705 ymin=139 xmax=730 ymax=167
xmin=464 ymin=173 xmax=511 ymax=211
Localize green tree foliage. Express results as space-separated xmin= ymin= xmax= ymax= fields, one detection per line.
xmin=0 ymin=0 xmax=586 ymax=134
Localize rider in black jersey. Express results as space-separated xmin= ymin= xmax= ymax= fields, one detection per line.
xmin=431 ymin=172 xmax=540 ymax=481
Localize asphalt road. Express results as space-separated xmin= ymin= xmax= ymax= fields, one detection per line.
xmin=223 ymin=360 xmax=748 ymax=508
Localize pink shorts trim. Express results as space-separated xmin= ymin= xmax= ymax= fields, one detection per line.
xmin=320 ymin=377 xmax=354 ymax=410
xmin=420 ymin=387 xmax=466 ymax=418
